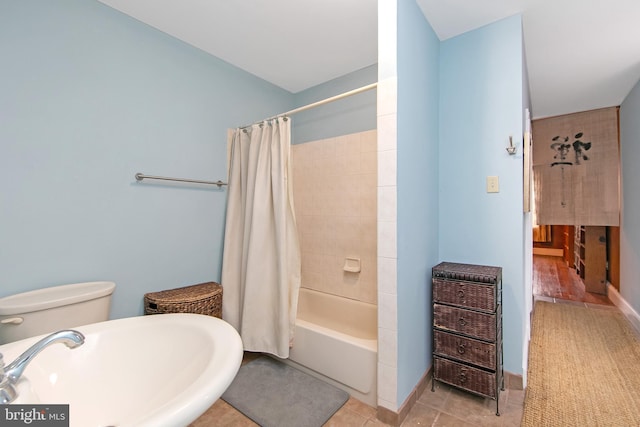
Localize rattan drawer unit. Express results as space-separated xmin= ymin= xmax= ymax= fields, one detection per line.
xmin=431 ymin=262 xmax=503 ymax=416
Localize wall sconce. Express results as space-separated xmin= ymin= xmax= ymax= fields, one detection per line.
xmin=506 ymin=135 xmax=517 ymax=155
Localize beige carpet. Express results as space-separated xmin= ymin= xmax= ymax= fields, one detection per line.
xmin=522 ymin=301 xmax=640 ymax=426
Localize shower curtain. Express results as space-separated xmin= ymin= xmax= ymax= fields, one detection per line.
xmin=221 ymin=117 xmax=301 ymax=358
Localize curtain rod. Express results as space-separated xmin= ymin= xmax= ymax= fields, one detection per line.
xmin=240 ymin=82 xmax=378 ymax=129
xmin=134 ymin=83 xmax=378 ymax=188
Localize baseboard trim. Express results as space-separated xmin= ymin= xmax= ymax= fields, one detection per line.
xmin=376 ymin=367 xmax=523 ymax=426
xmin=607 ymin=283 xmax=640 ymax=334
xmin=532 ymin=247 xmax=563 ymax=257
xmin=377 ymin=367 xmax=430 ymax=426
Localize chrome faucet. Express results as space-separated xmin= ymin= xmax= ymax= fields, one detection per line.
xmin=0 ymin=330 xmax=85 ymax=404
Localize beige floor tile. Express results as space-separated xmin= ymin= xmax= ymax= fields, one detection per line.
xmin=497 ymin=403 xmax=524 ymax=427
xmin=432 ymin=412 xmax=476 ymax=426
xmin=504 ymin=388 xmax=525 ymax=407
xmin=399 ymin=401 xmax=440 ymax=426
xmin=419 ymin=380 xmax=452 ymax=410
xmin=343 ymin=397 xmax=378 ymax=419
xmin=190 ymin=399 xmax=257 ymax=427
xmin=322 ymin=407 xmax=369 ymax=427
xmin=192 ymin=354 xmax=523 ymax=427
xmin=364 ymin=418 xmax=392 ymax=426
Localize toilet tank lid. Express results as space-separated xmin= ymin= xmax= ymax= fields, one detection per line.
xmin=0 ymin=281 xmax=116 ymax=315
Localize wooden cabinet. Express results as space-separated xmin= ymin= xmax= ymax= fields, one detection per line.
xmin=563 ymin=226 xmax=574 ymax=267
xmin=431 ymin=262 xmax=503 ymax=416
xmin=573 ymin=226 xmax=607 ymax=294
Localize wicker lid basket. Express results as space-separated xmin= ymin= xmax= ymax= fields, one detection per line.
xmin=143 ymin=282 xmax=222 ymax=318
xmin=432 ymin=262 xmax=502 ymax=284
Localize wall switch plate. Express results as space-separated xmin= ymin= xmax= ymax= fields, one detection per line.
xmin=487 ymin=176 xmax=499 ymax=193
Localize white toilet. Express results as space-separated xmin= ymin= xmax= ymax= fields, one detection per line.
xmin=0 ymin=281 xmax=116 ymax=344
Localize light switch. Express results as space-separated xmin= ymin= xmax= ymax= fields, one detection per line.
xmin=487 ymin=176 xmax=499 ymax=193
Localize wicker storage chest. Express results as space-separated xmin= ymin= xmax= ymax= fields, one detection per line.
xmin=144 ymin=282 xmax=222 ymax=318
xmin=431 ymin=262 xmax=503 ymax=415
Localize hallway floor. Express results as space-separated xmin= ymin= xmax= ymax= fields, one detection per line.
xmin=192 ymin=255 xmax=614 ymax=426
xmin=532 ymin=255 xmax=612 ymax=305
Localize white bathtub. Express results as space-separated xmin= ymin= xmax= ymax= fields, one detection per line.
xmin=283 ymin=288 xmax=378 ymax=406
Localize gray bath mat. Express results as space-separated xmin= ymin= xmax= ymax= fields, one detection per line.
xmin=221 ymin=356 xmax=349 ymax=427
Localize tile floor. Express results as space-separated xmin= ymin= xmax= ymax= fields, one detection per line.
xmin=192 ymin=295 xmax=635 ymax=427
xmin=193 ymin=260 xmax=637 ymax=427
xmin=190 ymin=354 xmax=524 ymax=427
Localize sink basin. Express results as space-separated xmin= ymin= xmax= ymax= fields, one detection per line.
xmin=0 ymin=313 xmax=243 ymax=427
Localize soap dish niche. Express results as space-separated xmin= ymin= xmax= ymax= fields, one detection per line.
xmin=343 ymin=257 xmax=361 ymax=273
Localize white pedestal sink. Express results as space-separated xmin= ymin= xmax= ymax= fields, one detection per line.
xmin=0 ymin=313 xmax=243 ymax=427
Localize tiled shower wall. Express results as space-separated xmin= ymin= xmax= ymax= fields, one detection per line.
xmin=292 ymin=130 xmax=377 ymax=304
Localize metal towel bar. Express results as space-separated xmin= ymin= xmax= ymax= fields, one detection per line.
xmin=135 ymin=173 xmax=227 ymax=188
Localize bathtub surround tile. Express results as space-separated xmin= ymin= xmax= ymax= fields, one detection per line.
xmin=360 ymin=265 xmax=378 ymax=296
xmin=378 ymin=186 xmax=397 ymax=222
xmin=292 ymin=131 xmax=378 ymax=305
xmin=319 ymin=136 xmax=338 ymax=159
xmin=376 ymin=77 xmax=398 ymax=117
xmin=377 ymin=221 xmax=397 ymax=259
xmin=377 ymin=113 xmax=397 ymax=152
xmin=378 ymin=328 xmax=397 ymax=366
xmin=334 ymin=216 xmax=365 ymax=253
xmin=302 ymin=271 xmax=324 ymax=292
xmin=377 ymin=363 xmax=398 ymax=407
xmin=377 ymin=318 xmax=399 ymax=416
xmin=361 ymin=150 xmax=378 ymax=175
xmin=377 ymin=149 xmax=397 ymax=187
xmin=361 ymin=174 xmax=378 ymax=215
xmin=295 ymin=193 xmax=313 ymax=216
xmin=378 ymin=257 xmax=397 ymax=295
xmin=378 ymin=292 xmax=397 ymax=330
xmin=361 ymin=214 xmax=378 ymax=244
xmin=361 ymin=129 xmax=378 ymax=153
xmin=336 ymin=138 xmax=362 ymax=175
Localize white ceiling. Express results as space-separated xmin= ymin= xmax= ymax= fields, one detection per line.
xmin=98 ymin=0 xmax=640 ymax=119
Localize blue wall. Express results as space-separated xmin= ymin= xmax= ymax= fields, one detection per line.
xmin=620 ymin=79 xmax=640 ymax=315
xmin=292 ymin=65 xmax=377 ymax=144
xmin=1 ymin=1 xmax=532 ymax=396
xmin=521 ymin=31 xmax=534 ymax=378
xmin=439 ymin=15 xmax=525 ymax=374
xmin=396 ymin=0 xmax=440 ymax=404
xmin=0 ymin=0 xmax=292 ymax=319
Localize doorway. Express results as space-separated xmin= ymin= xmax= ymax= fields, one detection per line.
xmin=532 ymin=224 xmax=616 ymax=305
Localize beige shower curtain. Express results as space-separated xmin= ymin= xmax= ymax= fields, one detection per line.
xmin=221 ymin=117 xmax=301 ymax=358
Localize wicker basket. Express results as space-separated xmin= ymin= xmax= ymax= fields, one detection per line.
xmin=433 ymin=303 xmax=499 ymax=341
xmin=433 ymin=357 xmax=497 ymax=398
xmin=432 ymin=278 xmax=497 ymax=312
xmin=433 ymin=329 xmax=497 ymax=370
xmin=144 ymin=282 xmax=222 ymax=318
